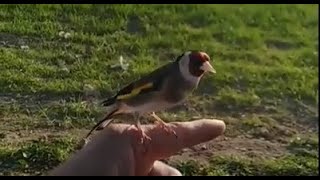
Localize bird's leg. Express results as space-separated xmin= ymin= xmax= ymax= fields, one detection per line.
xmin=150 ymin=112 xmax=177 ymax=138
xmin=135 ymin=114 xmax=152 ymax=144
xmin=126 ymin=113 xmax=151 ymax=145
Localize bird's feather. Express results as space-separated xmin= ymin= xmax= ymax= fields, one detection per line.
xmin=102 ymin=61 xmax=178 ymax=106
xmin=84 ymin=108 xmax=120 ymax=139
xmin=116 ymin=82 xmax=153 ymax=100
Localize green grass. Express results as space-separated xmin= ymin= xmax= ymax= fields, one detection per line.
xmin=0 ymin=4 xmax=318 ymax=176
xmin=0 ymin=138 xmax=77 ymax=176
xmin=175 ymin=154 xmax=318 ymax=176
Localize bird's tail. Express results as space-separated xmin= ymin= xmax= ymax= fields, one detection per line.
xmin=101 ymin=96 xmax=117 ymax=107
xmin=84 ymin=108 xmax=120 ymax=139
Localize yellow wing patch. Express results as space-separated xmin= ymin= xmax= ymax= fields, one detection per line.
xmin=116 ymin=82 xmax=153 ymax=100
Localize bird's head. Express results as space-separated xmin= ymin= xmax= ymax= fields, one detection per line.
xmin=177 ymin=50 xmax=216 ymax=80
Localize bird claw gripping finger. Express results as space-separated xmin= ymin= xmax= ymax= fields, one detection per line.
xmin=138 ymin=128 xmax=152 ymax=145
xmin=126 ymin=125 xmax=152 ymax=145
xmin=156 ymin=121 xmax=177 ymax=138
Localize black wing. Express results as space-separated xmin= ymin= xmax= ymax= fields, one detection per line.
xmin=102 ymin=61 xmax=178 ymax=106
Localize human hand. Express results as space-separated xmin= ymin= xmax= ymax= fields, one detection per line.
xmin=48 ymin=119 xmax=226 ymax=176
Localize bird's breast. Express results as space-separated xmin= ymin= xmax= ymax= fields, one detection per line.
xmin=163 ymin=76 xmax=198 ymax=104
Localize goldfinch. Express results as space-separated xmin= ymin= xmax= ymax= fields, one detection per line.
xmin=84 ymin=50 xmax=216 ymax=144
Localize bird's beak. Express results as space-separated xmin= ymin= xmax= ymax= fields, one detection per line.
xmin=201 ymin=61 xmax=216 ymax=74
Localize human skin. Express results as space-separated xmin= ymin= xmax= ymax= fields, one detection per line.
xmin=48 ymin=119 xmax=226 ymax=176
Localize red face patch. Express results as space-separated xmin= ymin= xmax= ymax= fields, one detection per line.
xmin=188 ymin=51 xmax=210 ymax=77
xmin=199 ymin=52 xmax=210 ymax=62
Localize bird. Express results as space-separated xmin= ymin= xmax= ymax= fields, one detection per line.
xmin=84 ymin=50 xmax=216 ymax=145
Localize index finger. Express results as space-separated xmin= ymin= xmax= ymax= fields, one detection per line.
xmin=143 ymin=119 xmax=226 ymax=160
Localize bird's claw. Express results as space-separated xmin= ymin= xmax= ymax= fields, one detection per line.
xmin=126 ymin=125 xmax=152 ymax=145
xmin=136 ymin=128 xmax=151 ymax=154
xmin=156 ymin=121 xmax=177 ymax=138
xmin=138 ymin=130 xmax=152 ymax=145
